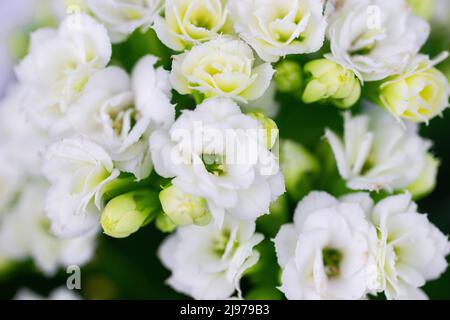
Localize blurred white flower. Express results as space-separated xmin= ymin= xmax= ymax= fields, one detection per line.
xmin=326 ymin=0 xmax=430 ymax=81
xmin=0 ymin=85 xmax=48 ymax=173
xmin=368 ymin=194 xmax=450 ymax=299
xmin=274 ymin=192 xmax=377 ymax=300
xmin=15 ymin=287 xmax=80 ymax=300
xmin=0 ymin=0 xmax=66 ymax=95
xmin=87 ymin=0 xmax=163 ymax=43
xmin=42 ymin=138 xmax=120 ymax=238
xmin=153 ymin=0 xmax=232 ymax=51
xmin=325 ymin=104 xmax=431 ymax=192
xmin=0 ymin=179 xmax=97 ymax=276
xmin=228 ymin=0 xmax=327 ymax=62
xmin=170 ymin=37 xmax=275 ymax=103
xmin=15 ymin=13 xmax=111 ymax=135
xmin=0 ymin=85 xmax=49 ymax=213
xmin=150 ymin=97 xmax=285 ymax=226
xmin=159 ymin=217 xmax=263 ymax=299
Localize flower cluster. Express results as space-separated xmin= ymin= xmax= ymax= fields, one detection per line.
xmin=0 ymin=0 xmax=449 ymax=300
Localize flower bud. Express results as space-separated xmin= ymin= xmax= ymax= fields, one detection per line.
xmin=101 ymin=190 xmax=159 ymax=238
xmin=407 ymin=0 xmax=435 ymax=20
xmin=302 ymin=59 xmax=361 ymax=109
xmin=159 ymin=185 xmax=211 ymax=227
xmin=280 ymin=140 xmax=320 ymax=199
xmin=377 ymin=54 xmax=450 ymax=123
xmin=274 ymin=60 xmax=303 ymax=93
xmin=155 ymin=213 xmax=177 ymax=233
xmin=407 ymin=154 xmax=440 ymax=200
xmin=247 ymin=112 xmax=279 ymax=149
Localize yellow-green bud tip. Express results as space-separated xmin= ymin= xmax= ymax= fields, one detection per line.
xmin=248 ymin=112 xmax=279 ymax=149
xmin=407 ymin=0 xmax=435 ymax=20
xmin=159 ymin=185 xmax=211 ymax=227
xmin=302 ymin=59 xmax=361 ymax=109
xmin=101 ymin=190 xmax=158 ymax=238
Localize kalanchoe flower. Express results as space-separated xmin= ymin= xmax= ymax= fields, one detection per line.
xmin=302 ymin=58 xmax=361 ymax=109
xmin=228 ymin=0 xmax=327 ymax=63
xmin=326 ymin=0 xmax=430 ymax=81
xmin=150 ymin=97 xmax=285 ymax=226
xmin=158 ymin=217 xmax=264 ymax=299
xmin=159 ymin=185 xmax=212 ymax=227
xmin=170 ymin=37 xmax=275 ymax=103
xmin=274 ymin=192 xmax=377 ymax=300
xmin=376 ymin=53 xmax=450 ymax=124
xmin=101 ymin=190 xmax=160 ymax=238
xmin=325 ymin=104 xmax=431 ymax=192
xmin=153 ymin=0 xmax=232 ymax=51
xmin=87 ymin=0 xmax=163 ymax=43
xmin=367 ymin=193 xmax=450 ymax=300
xmin=15 ymin=14 xmax=112 ymax=135
xmin=42 ymin=138 xmax=120 ymax=238
xmin=0 ymin=180 xmax=97 ymax=276
xmin=67 ymin=55 xmax=174 ymax=180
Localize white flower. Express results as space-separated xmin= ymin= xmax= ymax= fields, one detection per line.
xmin=153 ymin=0 xmax=232 ymax=51
xmin=0 ymin=180 xmax=97 ymax=276
xmin=0 ymin=85 xmax=49 ymax=173
xmin=274 ymin=192 xmax=377 ymax=300
xmin=132 ymin=54 xmax=175 ymax=129
xmin=87 ymin=0 xmax=163 ymax=43
xmin=66 ymin=56 xmax=174 ymax=180
xmin=377 ymin=53 xmax=450 ymax=123
xmin=15 ymin=14 xmax=112 ymax=135
xmin=158 ymin=217 xmax=263 ymax=299
xmin=325 ymin=104 xmax=431 ymax=192
xmin=170 ymin=37 xmax=275 ymax=103
xmin=326 ymin=0 xmax=430 ymax=81
xmin=228 ymin=0 xmax=327 ymax=62
xmin=42 ymin=138 xmax=120 ymax=238
xmin=368 ymin=194 xmax=450 ymax=299
xmin=0 ymin=152 xmax=23 ymax=213
xmin=150 ymin=97 xmax=285 ymax=226
xmin=15 ymin=287 xmax=80 ymax=300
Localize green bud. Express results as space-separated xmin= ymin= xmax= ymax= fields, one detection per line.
xmin=407 ymin=154 xmax=440 ymax=200
xmin=280 ymin=140 xmax=320 ymax=199
xmin=155 ymin=213 xmax=177 ymax=233
xmin=407 ymin=0 xmax=435 ymax=20
xmin=101 ymin=190 xmax=159 ymax=238
xmin=248 ymin=112 xmax=279 ymax=149
xmin=274 ymin=60 xmax=303 ymax=93
xmin=302 ymin=59 xmax=361 ymax=109
xmin=159 ymin=185 xmax=211 ymax=227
